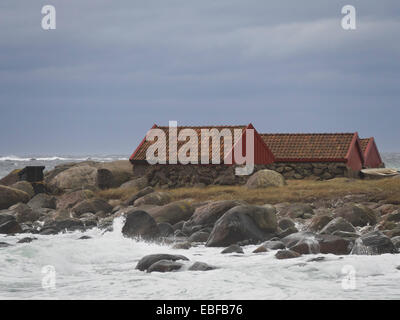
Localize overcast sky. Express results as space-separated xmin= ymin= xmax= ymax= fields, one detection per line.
xmin=0 ymin=0 xmax=399 ymax=155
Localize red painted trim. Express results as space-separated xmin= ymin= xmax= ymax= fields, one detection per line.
xmin=129 ymin=124 xmax=157 ymax=162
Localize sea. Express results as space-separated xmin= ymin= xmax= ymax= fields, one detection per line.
xmin=0 ymin=154 xmax=400 ymax=299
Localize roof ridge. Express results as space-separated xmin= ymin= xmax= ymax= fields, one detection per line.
xmin=156 ymin=125 xmax=247 ymax=128
xmin=260 ymin=132 xmax=356 ymax=136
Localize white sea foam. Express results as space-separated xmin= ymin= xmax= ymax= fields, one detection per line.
xmin=0 ymin=221 xmax=399 ymax=300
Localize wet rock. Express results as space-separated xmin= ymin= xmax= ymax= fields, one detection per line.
xmin=17 ymin=237 xmax=37 ymax=243
xmin=188 ymin=262 xmax=216 ymax=271
xmin=281 ymin=231 xmax=352 ymax=255
xmin=319 ymin=217 xmax=356 ymax=235
xmin=172 ymin=242 xmax=191 ymax=249
xmin=258 ymin=240 xmax=285 ymax=250
xmin=174 ymin=230 xmax=187 ymax=238
xmin=47 ymin=165 xmax=97 ymax=192
xmin=280 ymin=203 xmax=314 ymax=219
xmin=278 ymin=218 xmax=295 ymax=230
xmin=146 ymin=200 xmax=194 ymax=225
xmin=307 ymin=214 xmax=333 ymax=232
xmin=56 ymin=190 xmax=94 ymax=210
xmin=8 ymin=203 xmax=40 ymax=224
xmin=97 ymin=216 xmax=114 ymax=231
xmin=188 ymin=231 xmax=210 ymax=243
xmin=0 ymin=185 xmax=30 ymax=210
xmin=119 ymin=177 xmax=148 ymax=190
xmin=124 ymin=186 xmax=155 ymax=206
xmin=72 ymin=198 xmax=112 ymax=216
xmin=147 ymin=260 xmax=183 ymax=273
xmin=391 ymin=236 xmax=400 ymax=251
xmin=158 ymin=222 xmax=174 ymax=237
xmin=136 ymin=253 xmax=189 ymax=271
xmin=173 ymin=221 xmax=185 ymax=231
xmin=28 ymin=194 xmax=56 ymax=210
xmin=383 ymin=210 xmax=400 ymax=223
xmin=122 ymin=210 xmax=160 ymax=240
xmin=0 ymin=242 xmax=12 ymax=248
xmin=187 ymin=200 xmax=243 ymax=228
xmin=221 ymin=244 xmax=244 ymax=254
xmin=333 ymin=203 xmax=377 ymax=227
xmin=384 ymin=227 xmax=400 ymax=238
xmin=44 ymin=219 xmax=85 ymax=233
xmin=246 ymin=169 xmax=286 ymax=189
xmin=206 ymin=205 xmax=277 ymax=247
xmin=307 ymin=256 xmax=326 ymax=262
xmin=11 ymin=181 xmax=35 ymax=199
xmin=39 ymin=228 xmax=58 ymax=235
xmin=277 ymin=226 xmax=298 ymax=239
xmin=253 ymin=246 xmax=269 ymax=253
xmin=0 ymin=169 xmax=21 ymax=186
xmin=331 ymin=231 xmax=360 ymax=240
xmin=0 ymin=213 xmax=22 ymax=234
xmin=351 ymin=231 xmax=396 ymax=255
xmin=317 ymin=234 xmax=352 ymax=255
xmin=78 ymin=235 xmax=92 ymax=240
xmin=275 ymin=249 xmax=301 ymax=260
xmin=95 ymin=160 xmax=134 ymax=189
xmin=134 ymin=191 xmax=171 ymax=207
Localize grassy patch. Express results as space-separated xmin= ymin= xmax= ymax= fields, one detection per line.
xmin=96 ymin=177 xmax=400 ymax=205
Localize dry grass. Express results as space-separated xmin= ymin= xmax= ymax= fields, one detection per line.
xmin=96 ymin=177 xmax=400 ymax=205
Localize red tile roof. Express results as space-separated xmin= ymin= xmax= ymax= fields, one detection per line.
xmin=260 ymin=133 xmax=357 ymax=161
xmin=130 ymin=124 xmax=247 ymax=163
xmin=360 ymin=138 xmax=373 ymax=153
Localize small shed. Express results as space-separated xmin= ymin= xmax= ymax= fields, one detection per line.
xmin=360 ymin=137 xmax=384 ymax=168
xmin=260 ymin=132 xmax=365 ymax=172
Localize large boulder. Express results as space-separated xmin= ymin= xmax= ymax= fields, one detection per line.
xmin=0 ymin=185 xmax=30 ymax=210
xmin=206 ymin=205 xmax=277 ymax=247
xmin=351 ymin=231 xmax=396 ymax=255
xmin=27 ymin=194 xmax=56 ymax=210
xmin=333 ymin=204 xmax=377 ymax=227
xmin=307 ymin=214 xmax=333 ymax=232
xmin=147 ymin=260 xmax=183 ymax=273
xmin=47 ymin=165 xmax=98 ymax=191
xmin=146 ymin=200 xmax=194 ymax=225
xmin=281 ymin=231 xmax=352 ymax=255
xmin=56 ymin=190 xmax=95 ymax=210
xmin=122 ymin=209 xmax=160 ymax=240
xmin=95 ymin=160 xmax=134 ymax=189
xmin=246 ymin=169 xmax=286 ymax=189
xmin=0 ymin=213 xmax=22 ymax=234
xmin=10 ymin=181 xmax=35 ymax=199
xmin=134 ymin=192 xmax=171 ymax=207
xmin=41 ymin=218 xmax=85 ymax=234
xmin=119 ymin=177 xmax=148 ymax=190
xmin=0 ymin=169 xmax=21 ymax=186
xmin=72 ymin=198 xmax=113 ymax=216
xmin=8 ymin=203 xmax=40 ymax=223
xmin=136 ymin=254 xmax=189 ymax=271
xmin=124 ymin=187 xmax=155 ymax=206
xmin=187 ymin=200 xmax=243 ymax=228
xmin=275 ymin=250 xmax=301 ymax=259
xmin=319 ymin=217 xmax=356 ymax=235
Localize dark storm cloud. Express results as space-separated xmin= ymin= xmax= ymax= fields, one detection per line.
xmin=0 ymin=0 xmax=399 ymax=154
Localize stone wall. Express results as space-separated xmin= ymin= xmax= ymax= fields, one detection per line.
xmin=132 ymin=161 xmax=357 ymax=188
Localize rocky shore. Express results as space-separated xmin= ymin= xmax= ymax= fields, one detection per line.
xmin=1 ymin=160 xmax=400 ymax=274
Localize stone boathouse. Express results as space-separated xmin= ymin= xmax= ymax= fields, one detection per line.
xmin=129 ymin=124 xmax=384 ymax=188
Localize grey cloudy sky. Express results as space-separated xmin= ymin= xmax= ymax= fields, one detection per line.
xmin=0 ymin=0 xmax=399 ymax=155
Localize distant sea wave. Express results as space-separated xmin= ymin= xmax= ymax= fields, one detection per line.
xmin=0 ymin=153 xmax=399 ymax=180
xmin=0 ymin=155 xmax=128 ymax=179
